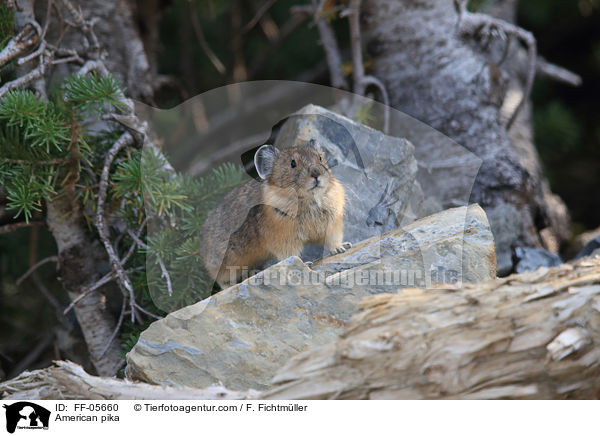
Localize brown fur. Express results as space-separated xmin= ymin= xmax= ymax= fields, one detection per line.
xmin=200 ymin=145 xmax=345 ymax=287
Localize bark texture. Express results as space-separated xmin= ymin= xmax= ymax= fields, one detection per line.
xmin=263 ymin=256 xmax=600 ymax=399
xmin=45 ymin=0 xmax=153 ymax=99
xmin=46 ymin=196 xmax=122 ymax=376
xmin=362 ymin=0 xmax=569 ymax=274
xmin=0 ymin=361 xmax=248 ymax=400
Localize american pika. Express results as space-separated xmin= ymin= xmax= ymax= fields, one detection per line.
xmin=200 ymin=142 xmax=349 ymax=287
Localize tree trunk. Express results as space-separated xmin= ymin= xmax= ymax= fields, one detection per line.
xmin=263 ymin=256 xmax=600 ymax=399
xmin=362 ymin=0 xmax=569 ymax=274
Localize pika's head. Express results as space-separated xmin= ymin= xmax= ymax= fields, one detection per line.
xmin=254 ymin=142 xmax=333 ymax=195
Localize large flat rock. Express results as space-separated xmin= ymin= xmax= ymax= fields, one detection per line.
xmin=126 ymin=204 xmax=496 ymax=391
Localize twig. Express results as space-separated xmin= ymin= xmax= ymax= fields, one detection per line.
xmin=346 ymin=0 xmax=365 ymax=95
xmin=2 ymin=157 xmax=68 ymax=165
xmin=248 ymin=13 xmax=308 ymax=78
xmin=30 ymin=272 xmax=72 ymax=329
xmin=456 ymin=3 xmax=538 ymax=130
xmin=99 ymin=295 xmax=126 ymax=358
xmin=0 ymin=220 xmax=45 ymax=235
xmin=122 ymin=217 xmax=148 ymax=265
xmin=76 ymin=59 xmax=109 ymax=77
xmin=132 ymin=302 xmax=163 ymax=320
xmin=536 ymin=56 xmax=582 ymax=87
xmin=58 ymin=0 xmax=100 ymax=57
xmin=16 ymin=255 xmax=58 ymax=286
xmin=96 ymin=131 xmax=137 ymax=321
xmin=17 ymin=39 xmax=47 ymax=65
xmin=62 ymin=265 xmax=145 ymax=315
xmin=0 ymin=49 xmax=53 ymax=99
xmin=231 ymin=1 xmax=247 ymax=82
xmin=0 ymin=23 xmax=39 ymax=67
xmin=127 ymin=228 xmax=173 ymax=297
xmin=360 ymin=75 xmax=390 ymax=133
xmin=189 ymin=2 xmax=226 ymax=75
xmin=7 ymin=330 xmax=55 ymax=379
xmin=62 ymin=270 xmax=116 ymax=315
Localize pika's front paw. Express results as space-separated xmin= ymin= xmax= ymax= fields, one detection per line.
xmin=330 ymin=241 xmax=352 ymax=255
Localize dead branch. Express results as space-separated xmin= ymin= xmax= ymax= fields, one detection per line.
xmin=242 ymin=0 xmax=279 ymax=34
xmin=0 ymin=49 xmax=53 ymax=98
xmin=536 ymin=56 xmax=582 ymax=87
xmin=231 ymin=1 xmax=247 ymax=82
xmin=292 ymin=1 xmax=348 ymax=90
xmin=131 ymin=302 xmax=162 ymax=320
xmin=455 ymin=0 xmax=537 ymax=130
xmin=343 ymin=0 xmax=390 ymax=132
xmin=127 ymin=228 xmax=172 ymax=297
xmin=96 ymin=132 xmax=137 ymax=322
xmin=99 ymin=295 xmax=126 ymax=358
xmin=0 ymin=23 xmax=40 ymax=67
xmin=62 ymin=270 xmax=116 ymax=315
xmin=58 ymin=0 xmax=100 ymax=57
xmin=0 ymin=220 xmax=46 ymax=235
xmin=16 ymin=255 xmax=58 ymax=286
xmin=360 ymin=75 xmax=390 ymax=133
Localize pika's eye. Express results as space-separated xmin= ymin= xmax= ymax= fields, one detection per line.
xmin=291 ymin=159 xmax=297 ymax=168
xmin=319 ymin=155 xmax=322 ymax=162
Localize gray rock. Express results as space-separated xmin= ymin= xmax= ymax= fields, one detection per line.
xmin=514 ymin=247 xmax=563 ymax=273
xmin=126 ymin=204 xmax=496 ymax=391
xmin=274 ymin=105 xmax=425 ymax=247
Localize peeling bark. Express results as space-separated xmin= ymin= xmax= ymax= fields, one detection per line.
xmin=362 ymin=0 xmax=569 ymax=274
xmin=263 ymin=257 xmax=600 ymax=400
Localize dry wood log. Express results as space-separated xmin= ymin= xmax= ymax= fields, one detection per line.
xmin=263 ymin=256 xmax=600 ymax=399
xmin=0 ymin=361 xmax=251 ymax=400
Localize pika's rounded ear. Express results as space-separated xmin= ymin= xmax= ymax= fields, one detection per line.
xmin=254 ymin=144 xmax=278 ymax=180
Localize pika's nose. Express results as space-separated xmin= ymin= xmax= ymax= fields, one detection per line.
xmin=310 ymin=168 xmax=321 ymax=178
